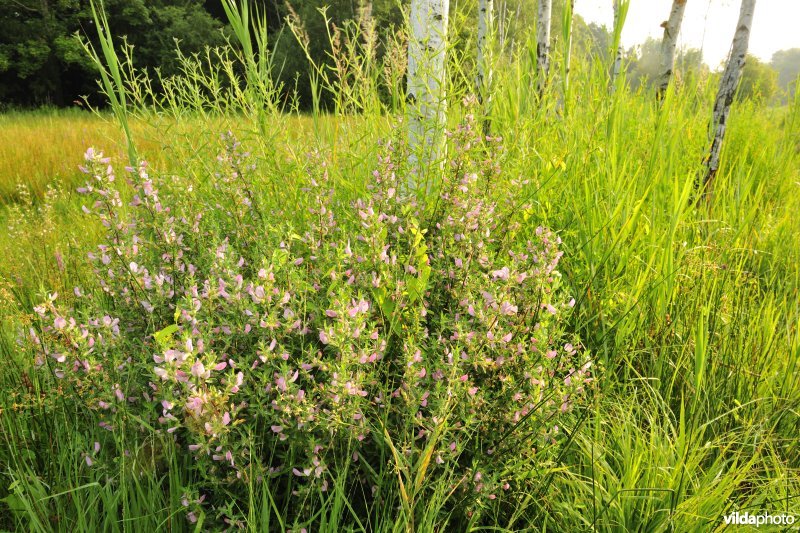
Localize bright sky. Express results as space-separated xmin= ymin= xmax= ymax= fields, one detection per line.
xmin=575 ymin=0 xmax=800 ymax=69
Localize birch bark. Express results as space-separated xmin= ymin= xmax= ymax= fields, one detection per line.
xmin=704 ymin=0 xmax=755 ymax=187
xmin=536 ymin=0 xmax=552 ymax=92
xmin=561 ymin=0 xmax=575 ymax=111
xmin=609 ymin=1 xmax=624 ymax=90
xmin=476 ymin=0 xmax=493 ymax=100
xmin=656 ymin=0 xmax=688 ymax=98
xmin=476 ymin=0 xmax=493 ymax=132
xmin=408 ymin=0 xmax=450 ymax=186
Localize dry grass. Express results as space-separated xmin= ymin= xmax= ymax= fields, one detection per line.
xmin=0 ymin=110 xmax=124 ymax=200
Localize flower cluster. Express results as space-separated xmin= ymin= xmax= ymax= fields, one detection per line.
xmin=26 ymin=111 xmax=592 ymax=526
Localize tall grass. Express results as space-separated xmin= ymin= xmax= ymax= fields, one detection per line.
xmin=0 ymin=1 xmax=798 ymax=531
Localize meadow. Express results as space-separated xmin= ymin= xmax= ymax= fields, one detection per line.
xmin=0 ymin=4 xmax=799 ymax=531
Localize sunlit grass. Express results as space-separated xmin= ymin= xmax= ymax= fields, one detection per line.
xmin=0 ymin=5 xmax=798 ymax=529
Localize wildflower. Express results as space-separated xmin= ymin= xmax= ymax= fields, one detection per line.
xmin=191 ymin=361 xmax=207 ymax=378
xmin=186 ymin=396 xmax=204 ymax=415
xmin=499 ymin=301 xmax=518 ymax=315
xmin=491 ymin=267 xmax=510 ymax=280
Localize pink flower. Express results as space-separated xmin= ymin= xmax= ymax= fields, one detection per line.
xmin=191 ymin=361 xmax=206 ymax=378
xmin=491 ymin=267 xmax=510 ymax=280
xmin=319 ymin=330 xmax=330 ymax=344
xmin=499 ymin=301 xmax=517 ymax=316
xmin=186 ymin=396 xmax=204 ymax=415
xmin=545 ymin=350 xmax=557 ymax=359
xmin=54 ymin=316 xmax=67 ymax=330
xmin=231 ymin=372 xmax=244 ymax=393
xmin=408 ymin=350 xmax=422 ymax=366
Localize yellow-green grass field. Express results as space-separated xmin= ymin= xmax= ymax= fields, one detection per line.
xmin=1 ymin=53 xmax=799 ymax=530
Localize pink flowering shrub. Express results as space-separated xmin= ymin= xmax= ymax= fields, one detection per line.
xmin=26 ymin=108 xmax=593 ymax=527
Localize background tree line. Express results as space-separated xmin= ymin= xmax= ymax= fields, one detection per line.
xmin=0 ymin=0 xmax=798 ymax=108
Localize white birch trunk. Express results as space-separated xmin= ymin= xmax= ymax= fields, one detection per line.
xmin=609 ymin=1 xmax=624 ymax=91
xmin=656 ymin=0 xmax=688 ymax=97
xmin=476 ymin=0 xmax=493 ymax=132
xmin=408 ymin=0 xmax=450 ymax=187
xmin=704 ymin=0 xmax=755 ymax=186
xmin=536 ymin=0 xmax=552 ymax=92
xmin=497 ymin=0 xmax=505 ymax=51
xmin=610 ymin=46 xmax=623 ymax=88
xmin=561 ymin=0 xmax=575 ymax=110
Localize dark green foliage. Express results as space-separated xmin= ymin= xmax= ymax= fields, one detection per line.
xmin=0 ymin=0 xmax=224 ymax=107
xmin=770 ymin=47 xmax=800 ymax=97
xmin=738 ymin=54 xmax=778 ymax=103
xmin=625 ymin=36 xmax=705 ymax=91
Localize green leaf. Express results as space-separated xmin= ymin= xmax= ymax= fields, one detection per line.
xmin=153 ymin=324 xmax=179 ymax=348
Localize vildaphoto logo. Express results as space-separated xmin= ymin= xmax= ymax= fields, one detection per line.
xmin=723 ymin=511 xmax=795 ymax=527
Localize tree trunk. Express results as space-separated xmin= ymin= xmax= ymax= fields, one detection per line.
xmin=609 ymin=0 xmax=625 ymax=91
xmin=656 ymin=0 xmax=688 ymax=98
xmin=476 ymin=0 xmax=493 ymax=132
xmin=561 ymin=0 xmax=575 ymax=113
xmin=703 ymin=0 xmax=755 ymax=188
xmin=610 ymin=46 xmax=623 ymax=89
xmin=408 ymin=0 xmax=450 ymax=187
xmin=536 ymin=0 xmax=552 ymax=93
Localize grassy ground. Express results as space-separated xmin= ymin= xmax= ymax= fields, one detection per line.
xmin=1 ymin=20 xmax=799 ymax=533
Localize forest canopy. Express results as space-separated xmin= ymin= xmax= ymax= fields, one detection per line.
xmin=0 ymin=0 xmax=797 ymax=108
